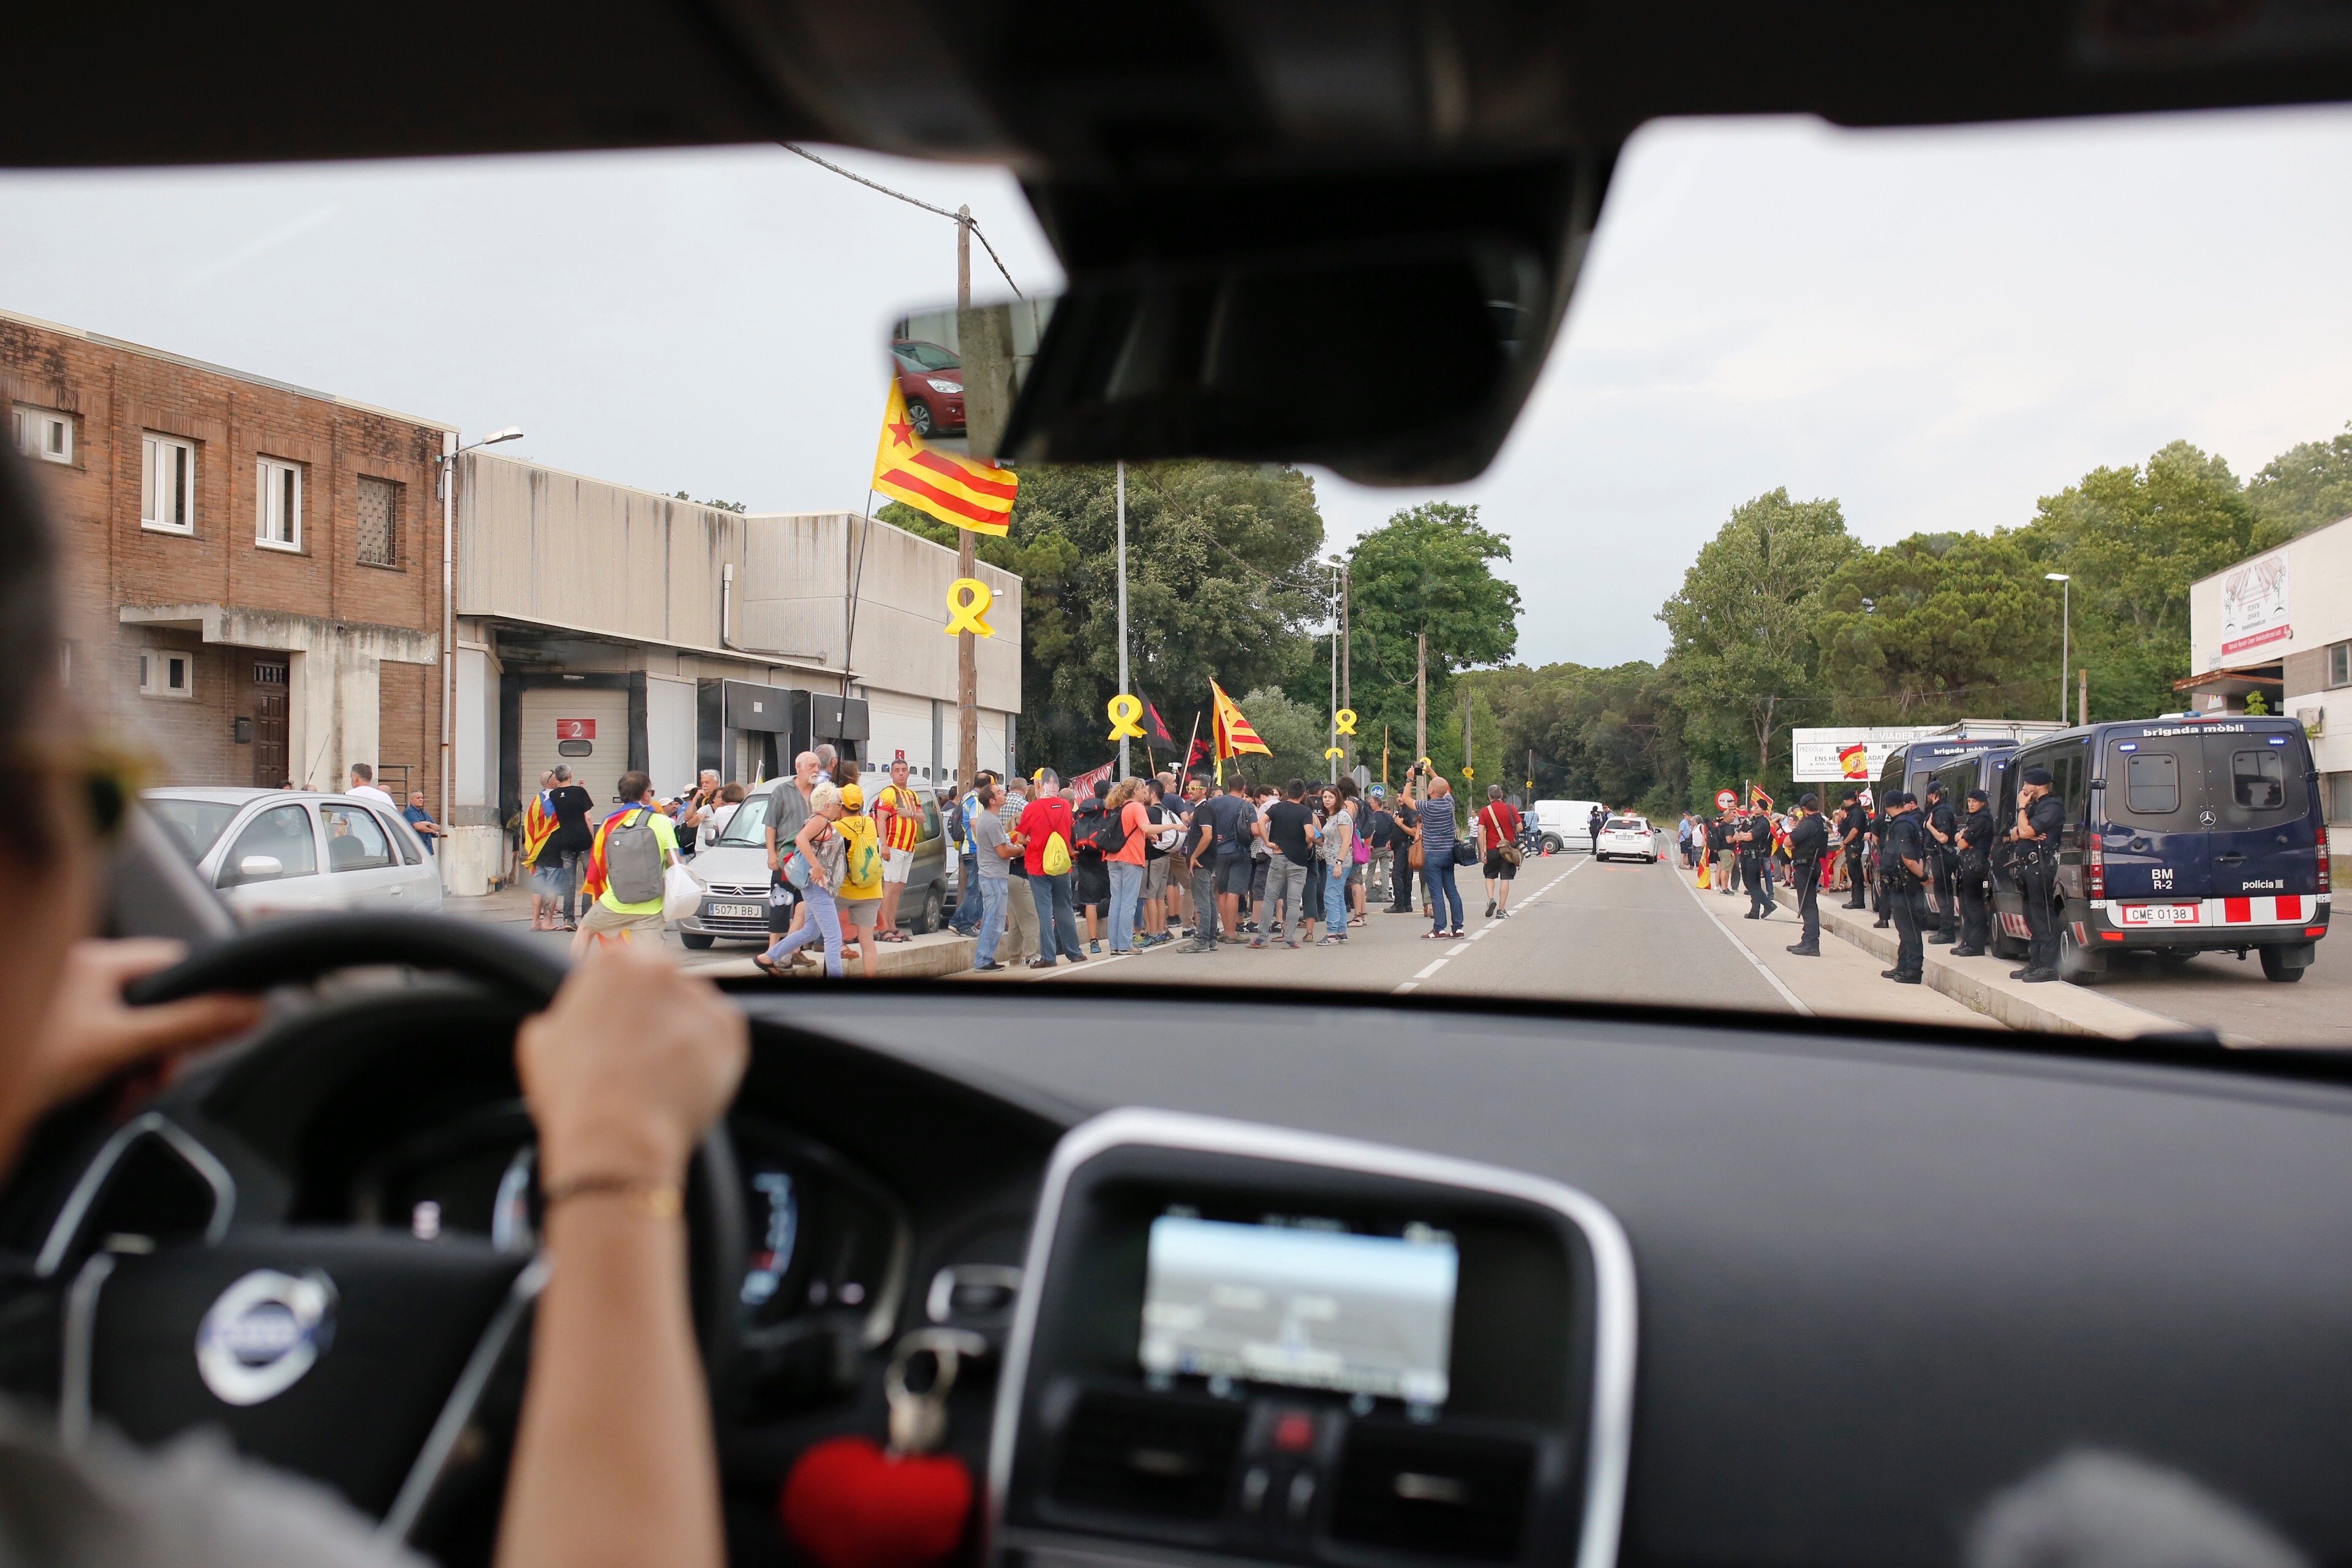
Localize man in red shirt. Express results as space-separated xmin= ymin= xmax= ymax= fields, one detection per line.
xmin=1014 ymin=767 xmax=1084 ymax=967
xmin=1476 ymin=783 xmax=1523 ymax=921
xmin=872 ymin=757 xmax=926 ymax=942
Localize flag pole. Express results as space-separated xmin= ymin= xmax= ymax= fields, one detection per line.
xmin=1183 ymin=710 xmax=1200 ymax=782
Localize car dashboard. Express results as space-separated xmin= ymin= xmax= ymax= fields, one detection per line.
xmin=6 ymin=979 xmax=2352 ymax=1568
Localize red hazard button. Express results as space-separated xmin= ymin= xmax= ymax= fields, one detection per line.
xmin=1272 ymin=1411 xmax=1314 ymax=1453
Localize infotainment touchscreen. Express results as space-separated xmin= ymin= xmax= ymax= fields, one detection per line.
xmin=1139 ymin=1214 xmax=1457 ymax=1405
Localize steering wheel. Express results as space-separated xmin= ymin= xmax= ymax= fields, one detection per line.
xmin=71 ymin=913 xmax=747 ymax=1543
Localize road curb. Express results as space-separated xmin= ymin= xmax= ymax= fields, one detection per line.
xmin=1776 ymin=885 xmax=2193 ymax=1039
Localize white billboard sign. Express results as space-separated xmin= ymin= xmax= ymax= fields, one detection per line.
xmin=1790 ymin=726 xmax=1940 ymax=783
xmin=2219 ymin=550 xmax=2291 ymax=659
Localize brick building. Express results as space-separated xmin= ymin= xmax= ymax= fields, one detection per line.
xmin=2 ymin=307 xmax=453 ymax=809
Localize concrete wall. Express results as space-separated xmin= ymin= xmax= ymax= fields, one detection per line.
xmin=455 ymin=451 xmax=1023 ymax=713
xmin=2191 ymin=512 xmax=2352 ymax=777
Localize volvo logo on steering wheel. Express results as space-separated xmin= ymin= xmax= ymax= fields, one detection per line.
xmin=195 ymin=1269 xmax=337 ymax=1406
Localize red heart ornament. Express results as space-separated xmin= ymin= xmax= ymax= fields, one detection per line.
xmin=780 ymin=1436 xmax=975 ymax=1568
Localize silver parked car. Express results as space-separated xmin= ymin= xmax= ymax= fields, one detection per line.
xmin=144 ymin=788 xmax=443 ymax=921
xmin=676 ymin=784 xmax=948 ymax=948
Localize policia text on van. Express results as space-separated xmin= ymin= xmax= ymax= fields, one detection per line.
xmin=1985 ymin=716 xmax=2330 ymax=984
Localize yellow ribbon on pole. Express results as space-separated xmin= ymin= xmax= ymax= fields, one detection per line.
xmin=943 ymin=578 xmax=995 ymax=637
xmin=1323 ymin=746 xmax=1345 ymax=760
xmin=1333 ymin=707 xmax=1358 ymax=736
xmin=1107 ymin=694 xmax=1146 ymax=741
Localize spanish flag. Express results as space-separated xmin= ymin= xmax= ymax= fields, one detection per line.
xmin=872 ymin=379 xmax=1017 ymax=535
xmin=1838 ymin=742 xmax=1868 ymax=779
xmin=1211 ymin=681 xmax=1271 ymax=760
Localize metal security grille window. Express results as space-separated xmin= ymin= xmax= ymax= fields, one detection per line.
xmin=141 ymin=432 xmax=195 ymax=533
xmin=256 ymin=457 xmax=302 ymax=550
xmin=356 ymin=475 xmax=399 ymax=567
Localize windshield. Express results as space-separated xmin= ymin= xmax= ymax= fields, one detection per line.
xmin=15 ymin=107 xmax=2352 ymax=1046
xmin=146 ymin=799 xmax=241 ymax=863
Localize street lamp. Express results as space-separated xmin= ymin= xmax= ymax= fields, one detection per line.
xmin=435 ymin=427 xmax=525 ymax=873
xmin=2045 ymin=573 xmax=2071 ymax=725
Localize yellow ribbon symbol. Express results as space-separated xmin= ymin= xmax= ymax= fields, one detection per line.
xmin=944 ymin=578 xmax=995 ymax=638
xmin=1462 ymin=765 xmax=1475 ymax=780
xmin=1107 ymin=694 xmax=1146 ymax=741
xmin=1333 ymin=707 xmax=1358 ymax=736
xmin=1324 ymin=746 xmax=1346 ymax=760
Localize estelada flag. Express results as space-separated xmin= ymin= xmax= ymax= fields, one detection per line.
xmin=871 ymin=379 xmax=1018 ymax=536
xmin=1838 ymin=742 xmax=1869 ymax=778
xmin=1129 ymin=681 xmax=1178 ymax=747
xmin=1211 ymin=681 xmax=1272 ymax=759
xmin=1749 ymin=783 xmax=1776 ymax=812
xmin=519 ymin=787 xmax=556 ymax=868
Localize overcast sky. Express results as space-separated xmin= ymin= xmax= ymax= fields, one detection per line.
xmin=3 ymin=105 xmax=2349 ymax=669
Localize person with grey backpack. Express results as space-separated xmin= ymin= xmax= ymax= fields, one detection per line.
xmin=572 ymin=771 xmax=682 ymax=954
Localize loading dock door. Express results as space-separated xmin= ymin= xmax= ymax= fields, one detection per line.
xmin=519 ymin=688 xmax=631 ymax=810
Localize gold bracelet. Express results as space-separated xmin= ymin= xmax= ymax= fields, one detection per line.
xmin=542 ymin=1174 xmax=684 ymax=1219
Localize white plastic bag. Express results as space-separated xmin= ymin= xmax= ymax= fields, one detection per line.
xmin=663 ymin=862 xmax=704 ymax=924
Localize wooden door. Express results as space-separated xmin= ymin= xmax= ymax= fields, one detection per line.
xmin=252 ymin=660 xmax=289 ymax=787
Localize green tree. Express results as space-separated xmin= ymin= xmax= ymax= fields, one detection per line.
xmin=1230 ymin=685 xmax=1329 ymax=790
xmin=2248 ymin=420 xmax=2352 ymax=540
xmin=881 ymin=461 xmax=1325 ymax=773
xmin=1811 ymin=530 xmax=2060 ymax=724
xmin=2018 ymin=439 xmax=2285 ymax=718
xmin=1346 ymin=503 xmax=1522 ymax=757
xmin=1657 ymin=488 xmax=1860 ymax=787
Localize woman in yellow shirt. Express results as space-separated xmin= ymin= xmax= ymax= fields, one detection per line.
xmin=833 ymin=784 xmax=885 ymax=978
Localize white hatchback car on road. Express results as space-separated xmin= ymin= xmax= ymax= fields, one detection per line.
xmin=1595 ymin=815 xmax=1659 ymax=863
xmin=145 ymin=788 xmax=443 ymax=921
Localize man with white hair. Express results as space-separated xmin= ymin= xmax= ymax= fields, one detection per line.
xmin=764 ymin=752 xmax=824 ymax=963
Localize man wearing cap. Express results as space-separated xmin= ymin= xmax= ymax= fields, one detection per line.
xmin=2007 ymin=765 xmax=2065 ymax=982
xmin=1879 ymin=792 xmax=1930 ymax=984
xmin=1922 ymin=780 xmax=1961 ymax=946
xmin=1784 ymin=793 xmax=1829 ymax=956
xmin=1953 ymin=786 xmax=1996 ymax=957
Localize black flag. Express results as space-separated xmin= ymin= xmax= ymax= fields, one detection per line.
xmin=1129 ymin=681 xmax=1178 ymax=747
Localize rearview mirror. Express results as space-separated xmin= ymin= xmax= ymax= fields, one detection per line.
xmin=892 ymin=239 xmax=1548 ymax=484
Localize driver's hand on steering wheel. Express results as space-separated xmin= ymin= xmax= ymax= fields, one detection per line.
xmin=14 ymin=939 xmax=266 ymax=1130
xmin=516 ymin=942 xmax=748 ymax=1188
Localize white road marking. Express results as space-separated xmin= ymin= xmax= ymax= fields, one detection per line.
xmin=1447 ymin=943 xmax=1469 ymax=956
xmin=1392 ymin=981 xmax=1421 ymax=994
xmin=1413 ymin=957 xmax=1449 ymax=979
xmin=1670 ymin=859 xmax=1814 ymax=1016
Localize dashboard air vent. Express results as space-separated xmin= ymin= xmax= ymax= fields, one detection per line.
xmin=1329 ymin=1423 xmax=1536 ymax=1561
xmin=1050 ymin=1390 xmax=1246 ymax=1521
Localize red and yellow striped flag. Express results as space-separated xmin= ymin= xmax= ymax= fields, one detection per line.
xmin=872 ymin=379 xmax=1017 ymax=536
xmin=1211 ymin=681 xmax=1271 ymax=759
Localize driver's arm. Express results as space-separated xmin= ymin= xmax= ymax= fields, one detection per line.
xmin=502 ymin=945 xmax=747 ymax=1568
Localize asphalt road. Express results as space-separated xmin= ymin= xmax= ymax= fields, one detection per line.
xmin=2040 ymin=921 xmax=2352 ymax=1047
xmin=1025 ymin=851 xmax=1994 ymax=1031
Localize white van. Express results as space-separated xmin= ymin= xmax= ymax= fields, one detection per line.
xmin=1531 ymin=799 xmax=1605 ymax=854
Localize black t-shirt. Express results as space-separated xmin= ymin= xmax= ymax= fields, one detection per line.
xmin=1363 ymin=806 xmax=1396 ymax=849
xmin=2024 ymin=793 xmax=2066 ymax=849
xmin=1201 ymin=793 xmax=1257 ymax=859
xmin=548 ymin=785 xmax=597 ymax=853
xmin=1264 ymin=800 xmax=1316 ymax=867
xmin=1958 ymin=809 xmax=1995 ymax=854
xmin=1838 ymin=805 xmax=1869 ymax=845
xmin=1392 ymin=801 xmax=1419 ymax=831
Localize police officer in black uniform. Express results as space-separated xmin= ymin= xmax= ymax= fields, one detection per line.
xmin=1869 ymin=790 xmax=1894 ymax=929
xmin=1838 ymin=790 xmax=1869 ymax=909
xmin=1923 ymin=780 xmax=1960 ymax=945
xmin=2008 ymin=764 xmax=2065 ymax=982
xmin=1879 ymin=791 xmax=1929 ymax=983
xmin=1739 ymin=804 xmax=1774 ymax=918
xmin=1785 ymin=792 xmax=1829 ymax=956
xmin=1953 ymin=786 xmax=1994 ymax=957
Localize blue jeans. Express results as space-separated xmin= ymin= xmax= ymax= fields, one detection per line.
xmin=765 ymin=882 xmax=843 ymax=978
xmin=1423 ymin=861 xmax=1464 ymax=933
xmin=973 ymin=877 xmax=1009 ymax=965
xmin=1107 ymin=860 xmax=1144 ymax=953
xmin=1323 ymin=862 xmax=1351 ymax=940
xmin=1030 ymin=872 xmax=1081 ymax=962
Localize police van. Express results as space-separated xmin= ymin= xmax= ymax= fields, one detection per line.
xmin=1877 ymin=739 xmax=2024 ymax=929
xmin=1988 ymin=715 xmax=2328 ymax=982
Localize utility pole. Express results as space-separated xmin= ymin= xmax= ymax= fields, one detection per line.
xmin=1415 ymin=631 xmax=1427 ymax=764
xmin=2079 ymin=666 xmax=2088 ymax=728
xmin=1117 ymin=459 xmax=1129 ymax=778
xmin=956 ymin=205 xmax=979 ymax=790
xmin=1329 ymin=564 xmax=1341 ymax=785
xmin=1340 ymin=558 xmax=1351 ymax=777
xmin=1462 ymin=686 xmax=1473 ymax=783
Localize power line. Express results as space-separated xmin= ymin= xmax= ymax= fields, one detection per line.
xmin=781 ymin=143 xmax=1026 ymax=298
